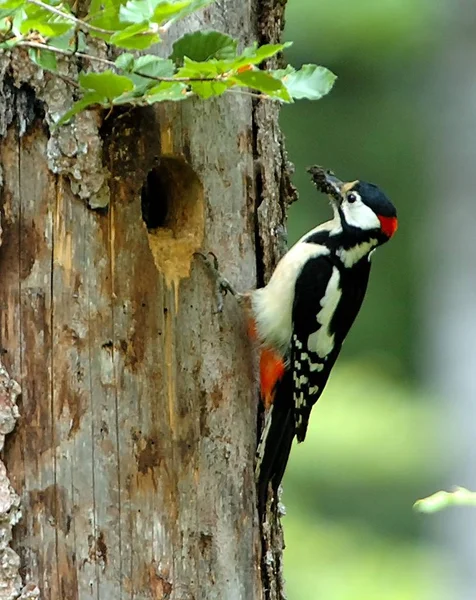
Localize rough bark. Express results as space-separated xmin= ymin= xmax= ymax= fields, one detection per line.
xmin=0 ymin=1 xmax=292 ymax=599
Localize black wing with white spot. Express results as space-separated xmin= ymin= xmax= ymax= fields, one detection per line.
xmin=291 ymin=256 xmax=342 ymax=442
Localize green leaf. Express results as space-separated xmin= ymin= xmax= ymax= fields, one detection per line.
xmin=177 ymin=56 xmax=231 ymax=98
xmin=56 ymin=91 xmax=105 ymax=126
xmin=115 ymin=52 xmax=135 ymax=71
xmin=0 ymin=37 xmax=21 ymax=49
xmin=119 ymin=0 xmax=213 ymax=26
xmin=20 ymin=17 xmax=72 ymax=37
xmin=171 ymin=30 xmax=237 ymax=63
xmin=118 ymin=0 xmax=146 ymax=23
xmin=133 ymin=55 xmax=175 ymax=77
xmin=111 ymin=89 xmax=146 ymax=105
xmin=0 ymin=0 xmax=25 ymax=9
xmin=87 ymin=0 xmax=123 ymax=33
xmin=177 ymin=56 xmax=220 ymax=77
xmin=20 ymin=2 xmax=73 ymax=37
xmin=232 ymin=69 xmax=285 ymax=93
xmin=146 ymin=81 xmax=189 ymax=102
xmin=190 ymin=80 xmax=229 ymax=99
xmin=414 ymin=487 xmax=476 ymax=513
xmin=48 ymin=30 xmax=87 ymax=52
xmin=115 ymin=55 xmax=175 ymax=91
xmin=151 ymin=0 xmax=191 ymax=24
xmin=274 ymin=64 xmax=336 ymax=101
xmin=227 ymin=42 xmax=291 ymax=70
xmin=79 ymin=70 xmax=134 ymax=100
xmin=174 ymin=42 xmax=291 ymax=78
xmin=0 ymin=0 xmax=24 ymax=19
xmin=28 ymin=47 xmax=57 ymax=72
xmin=176 ymin=0 xmax=214 ymax=20
xmin=118 ymin=0 xmax=162 ymax=24
xmin=110 ymin=22 xmax=159 ymax=49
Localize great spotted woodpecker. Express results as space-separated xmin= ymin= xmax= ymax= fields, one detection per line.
xmin=198 ymin=166 xmax=398 ymax=512
xmin=253 ymin=167 xmax=397 ymax=509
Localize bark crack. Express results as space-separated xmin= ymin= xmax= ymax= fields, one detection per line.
xmin=253 ymin=1 xmax=298 ymax=599
xmin=51 ymin=174 xmax=60 ymax=599
xmin=108 ymin=200 xmax=124 ymax=600
xmin=0 ymin=133 xmax=40 ymax=596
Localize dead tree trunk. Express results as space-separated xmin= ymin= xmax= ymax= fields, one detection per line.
xmin=0 ymin=1 xmax=294 ymax=599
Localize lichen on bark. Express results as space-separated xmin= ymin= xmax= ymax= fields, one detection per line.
xmin=0 ymin=362 xmax=33 ymax=600
xmin=0 ymin=49 xmax=109 ymax=209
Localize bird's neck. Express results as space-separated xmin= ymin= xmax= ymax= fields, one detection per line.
xmin=301 ymin=219 xmax=379 ymax=268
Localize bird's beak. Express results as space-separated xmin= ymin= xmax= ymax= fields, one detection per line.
xmin=322 ymin=173 xmax=345 ymax=205
xmin=307 ymin=165 xmax=358 ymax=206
xmin=324 ymin=175 xmax=360 ymax=206
xmin=307 ymin=165 xmax=357 ymax=207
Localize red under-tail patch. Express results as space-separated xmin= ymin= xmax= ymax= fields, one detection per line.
xmin=378 ymin=215 xmax=398 ymax=238
xmin=260 ymin=347 xmax=285 ymax=410
xmin=247 ymin=317 xmax=285 ymax=408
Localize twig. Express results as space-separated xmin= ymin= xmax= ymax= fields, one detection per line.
xmin=26 ymin=0 xmax=114 ymax=36
xmin=17 ymin=40 xmax=116 ymax=66
xmin=11 ymin=41 xmax=281 ymax=103
xmin=225 ymin=88 xmax=271 ymax=100
xmin=16 ymin=41 xmax=236 ymax=84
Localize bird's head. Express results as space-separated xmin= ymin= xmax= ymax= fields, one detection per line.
xmin=323 ymin=173 xmax=398 ymax=243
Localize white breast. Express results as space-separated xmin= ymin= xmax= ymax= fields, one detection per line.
xmin=251 ymin=243 xmax=330 ymax=353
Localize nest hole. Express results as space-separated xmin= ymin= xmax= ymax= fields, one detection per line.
xmin=141 ymin=157 xmax=202 ymax=232
xmin=140 ymin=157 xmax=204 ymax=288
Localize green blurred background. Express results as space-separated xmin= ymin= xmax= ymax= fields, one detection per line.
xmin=279 ymin=1 xmax=452 ymax=598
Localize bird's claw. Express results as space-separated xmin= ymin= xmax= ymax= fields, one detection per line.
xmin=194 ymin=251 xmax=238 ymax=313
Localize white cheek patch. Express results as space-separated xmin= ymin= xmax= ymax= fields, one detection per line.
xmin=307 ymin=266 xmax=341 ymax=358
xmin=342 ymin=199 xmax=380 ymax=231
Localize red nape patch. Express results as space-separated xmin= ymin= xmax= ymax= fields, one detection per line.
xmin=378 ymin=215 xmax=398 ymax=238
xmin=260 ymin=348 xmax=285 ymax=410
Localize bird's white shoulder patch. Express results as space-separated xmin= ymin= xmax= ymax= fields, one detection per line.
xmin=299 ymin=215 xmax=342 ymax=241
xmin=307 ymin=266 xmax=341 ymax=358
xmin=251 ymin=242 xmax=330 ymax=353
xmin=337 ymin=239 xmax=378 ymax=268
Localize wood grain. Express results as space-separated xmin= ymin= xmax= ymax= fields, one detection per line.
xmin=0 ymin=2 xmax=290 ymax=598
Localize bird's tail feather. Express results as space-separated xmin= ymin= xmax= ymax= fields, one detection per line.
xmin=255 ymin=371 xmax=295 ymax=514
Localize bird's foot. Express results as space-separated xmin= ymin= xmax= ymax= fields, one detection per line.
xmin=195 ymin=251 xmax=242 ymax=313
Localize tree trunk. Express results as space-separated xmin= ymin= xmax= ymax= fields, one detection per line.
xmin=422 ymin=4 xmax=476 ymax=598
xmin=0 ymin=1 xmax=293 ymax=598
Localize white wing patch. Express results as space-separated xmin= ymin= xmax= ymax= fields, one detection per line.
xmin=307 ymin=266 xmax=341 ymax=358
xmin=309 ymin=362 xmax=324 ymax=372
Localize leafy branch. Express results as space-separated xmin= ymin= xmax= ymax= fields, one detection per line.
xmin=414 ymin=487 xmax=476 ymax=514
xmin=0 ymin=0 xmax=337 ymax=124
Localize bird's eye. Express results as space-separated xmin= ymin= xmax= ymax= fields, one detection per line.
xmin=347 ymin=192 xmax=358 ymax=203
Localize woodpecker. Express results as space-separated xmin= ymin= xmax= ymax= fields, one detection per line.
xmin=252 ymin=166 xmax=398 ymax=510
xmin=197 ymin=166 xmax=397 ymax=512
